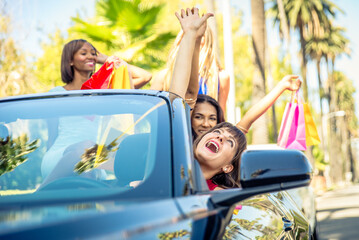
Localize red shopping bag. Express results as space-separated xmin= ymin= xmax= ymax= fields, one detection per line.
xmin=277 ymin=92 xmax=307 ymax=150
xmin=81 ymin=61 xmax=132 ymax=90
xmin=81 ymin=62 xmax=114 ymax=89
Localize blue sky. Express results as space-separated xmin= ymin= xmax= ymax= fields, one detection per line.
xmin=7 ymin=0 xmax=359 ymax=112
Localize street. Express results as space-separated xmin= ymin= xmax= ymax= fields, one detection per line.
xmin=316 ymin=184 xmax=359 ymax=240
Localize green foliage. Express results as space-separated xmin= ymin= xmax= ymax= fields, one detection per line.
xmin=332 ymin=71 xmax=357 ymax=133
xmin=71 ymin=0 xmax=176 ymax=70
xmin=0 ymin=14 xmax=37 ymax=96
xmin=34 ymin=30 xmax=67 ymax=90
xmin=216 ymin=8 xmax=254 ymax=114
xmin=312 ymin=145 xmax=325 ymax=174
xmin=0 ymin=135 xmax=39 ymax=177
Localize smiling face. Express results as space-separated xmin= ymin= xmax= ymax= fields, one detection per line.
xmin=195 ymin=128 xmax=237 ymax=173
xmin=192 ymin=102 xmax=218 ymax=137
xmin=71 ymin=42 xmax=97 ymax=75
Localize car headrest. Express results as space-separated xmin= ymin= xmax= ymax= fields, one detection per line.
xmin=114 ymin=133 xmax=150 ymax=186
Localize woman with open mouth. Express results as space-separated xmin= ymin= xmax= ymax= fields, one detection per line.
xmin=170 ymin=7 xmax=302 ymax=190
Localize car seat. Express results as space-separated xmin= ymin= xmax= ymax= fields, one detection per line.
xmin=114 ymin=133 xmax=150 ymax=186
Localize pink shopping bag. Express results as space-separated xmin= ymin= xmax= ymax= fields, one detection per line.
xmin=277 ymin=92 xmax=307 ymax=150
xmin=277 ymin=102 xmax=293 ymax=148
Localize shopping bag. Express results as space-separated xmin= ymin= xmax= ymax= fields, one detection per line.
xmin=277 ymin=102 xmax=294 ymax=148
xmin=277 ymin=92 xmax=297 ymax=148
xmin=303 ymin=103 xmax=321 ymax=146
xmin=286 ymin=97 xmax=306 ymax=150
xmin=81 ymin=62 xmax=114 ymax=90
xmin=81 ymin=61 xmax=133 ymax=90
xmin=109 ymin=63 xmax=133 ymax=89
xmin=277 ymin=92 xmax=307 ymax=150
xmin=91 ymin=63 xmax=133 ymax=166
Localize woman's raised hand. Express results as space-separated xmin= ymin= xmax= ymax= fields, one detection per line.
xmin=175 ymin=8 xmax=213 ymax=36
xmin=95 ymin=52 xmax=109 ymax=65
xmin=106 ymin=55 xmax=126 ymax=69
xmin=280 ymin=75 xmax=301 ymax=92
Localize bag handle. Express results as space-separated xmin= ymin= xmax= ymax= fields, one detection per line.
xmin=291 ymin=90 xmax=304 ymax=104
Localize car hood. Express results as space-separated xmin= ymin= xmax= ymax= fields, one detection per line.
xmin=0 ymin=198 xmax=185 ymax=239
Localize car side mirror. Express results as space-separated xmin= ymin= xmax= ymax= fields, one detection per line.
xmin=240 ymin=149 xmax=312 ymax=188
xmin=211 ymin=149 xmax=312 ymax=207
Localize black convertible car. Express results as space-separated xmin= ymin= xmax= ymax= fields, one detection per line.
xmin=0 ymin=90 xmax=315 ymax=239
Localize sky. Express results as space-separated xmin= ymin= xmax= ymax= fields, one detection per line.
xmin=6 ymin=0 xmax=359 ymax=114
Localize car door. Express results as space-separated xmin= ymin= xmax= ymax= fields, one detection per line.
xmin=220 ymin=192 xmax=310 ymax=240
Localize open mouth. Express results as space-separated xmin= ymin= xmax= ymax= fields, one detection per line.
xmin=206 ymin=140 xmax=219 ymax=153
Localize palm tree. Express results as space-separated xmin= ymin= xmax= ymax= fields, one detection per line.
xmin=305 ymin=34 xmax=328 ymax=119
xmin=276 ymin=0 xmax=290 ymax=44
xmin=324 ymin=26 xmax=349 ymax=134
xmin=334 ymin=71 xmax=357 ymax=181
xmin=324 ymin=29 xmax=350 ymax=184
xmin=251 ymin=0 xmax=269 ymax=144
xmin=71 ymin=0 xmax=176 ymax=70
xmin=205 ymin=0 xmax=221 ymax=63
xmin=306 ymin=25 xmax=348 ymax=116
xmin=269 ymin=0 xmax=339 ymax=101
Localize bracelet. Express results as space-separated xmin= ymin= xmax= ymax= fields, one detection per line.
xmin=185 ymin=98 xmax=197 ymax=110
xmin=236 ymin=125 xmax=248 ymax=134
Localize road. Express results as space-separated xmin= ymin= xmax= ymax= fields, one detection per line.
xmin=316 ymin=184 xmax=359 ymax=240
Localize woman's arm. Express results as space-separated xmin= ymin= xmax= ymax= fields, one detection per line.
xmin=237 ymin=75 xmax=301 ymax=133
xmin=128 ymin=65 xmax=152 ymax=89
xmin=169 ymin=8 xmax=213 ymax=107
xmin=185 ymin=19 xmax=208 ymax=102
xmin=218 ymin=70 xmax=230 ymax=113
xmin=150 ymin=69 xmax=167 ymax=90
xmin=185 ymin=39 xmax=201 ymax=101
xmin=96 ymin=52 xmax=108 ymax=65
xmin=96 ymin=53 xmax=152 ymax=89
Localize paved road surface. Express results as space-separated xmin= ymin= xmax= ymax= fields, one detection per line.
xmin=316 ymin=184 xmax=359 ymax=240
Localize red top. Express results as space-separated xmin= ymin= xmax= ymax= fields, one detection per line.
xmin=206 ymin=179 xmax=218 ymax=191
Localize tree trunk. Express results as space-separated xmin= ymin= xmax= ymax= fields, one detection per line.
xmin=327 ymin=58 xmax=344 ymax=185
xmin=316 ymin=59 xmax=323 ymax=117
xmin=347 ymin=129 xmax=356 ymax=182
xmin=205 ymin=0 xmax=221 ymax=65
xmin=251 ymin=0 xmax=268 ymax=144
xmin=316 ymin=58 xmax=325 ymax=152
xmin=276 ymin=0 xmax=290 ymax=44
xmin=299 ymin=21 xmax=308 ymax=101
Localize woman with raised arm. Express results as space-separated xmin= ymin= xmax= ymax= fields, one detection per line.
xmin=170 ymin=8 xmax=245 ymax=190
xmin=170 ymin=8 xmax=301 ymax=190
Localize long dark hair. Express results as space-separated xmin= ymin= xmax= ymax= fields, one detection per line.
xmin=61 ymin=39 xmax=98 ymax=84
xmin=192 ymin=94 xmax=225 ymax=140
xmin=193 ymin=122 xmax=247 ymax=189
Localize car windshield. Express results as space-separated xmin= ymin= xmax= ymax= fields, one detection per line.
xmin=0 ymin=93 xmax=171 ymax=203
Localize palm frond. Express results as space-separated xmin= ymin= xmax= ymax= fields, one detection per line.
xmin=71 ymin=17 xmax=117 ymax=48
